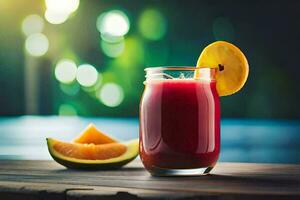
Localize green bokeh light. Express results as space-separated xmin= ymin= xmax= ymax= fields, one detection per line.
xmin=114 ymin=37 xmax=144 ymax=68
xmin=59 ymin=82 xmax=80 ymax=96
xmin=44 ymin=10 xmax=69 ymax=25
xmin=76 ymin=64 xmax=98 ymax=87
xmin=44 ymin=0 xmax=80 ymax=24
xmin=81 ymin=73 xmax=103 ymax=93
xmin=100 ymin=71 xmax=116 ymax=83
xmin=97 ymin=83 xmax=124 ymax=107
xmin=22 ymin=14 xmax=44 ymax=36
xmin=138 ymin=9 xmax=167 ymax=41
xmin=101 ymin=33 xmax=124 ymax=43
xmin=25 ymin=33 xmax=49 ymax=57
xmin=100 ymin=39 xmax=125 ymax=58
xmin=96 ymin=10 xmax=130 ymax=37
xmin=45 ymin=0 xmax=80 ymax=14
xmin=55 ymin=59 xmax=77 ymax=84
xmin=58 ymin=104 xmax=77 ymax=116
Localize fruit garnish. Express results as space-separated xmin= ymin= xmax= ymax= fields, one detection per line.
xmin=52 ymin=138 xmax=127 ymax=160
xmin=46 ymin=124 xmax=139 ymax=169
xmin=73 ymin=123 xmax=117 ymax=144
xmin=195 ymin=41 xmax=249 ymax=96
xmin=47 ymin=138 xmax=138 ymax=169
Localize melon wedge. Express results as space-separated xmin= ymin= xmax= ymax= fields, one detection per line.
xmin=47 ymin=138 xmax=139 ymax=169
xmin=73 ymin=123 xmax=117 ymax=144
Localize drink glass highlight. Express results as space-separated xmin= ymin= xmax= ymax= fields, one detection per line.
xmin=139 ymin=67 xmax=220 ymax=176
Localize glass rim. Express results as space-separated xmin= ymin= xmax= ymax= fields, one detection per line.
xmin=144 ymin=66 xmax=213 ymax=71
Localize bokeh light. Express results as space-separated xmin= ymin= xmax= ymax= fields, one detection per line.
xmin=76 ymin=64 xmax=98 ymax=87
xmin=60 ymin=83 xmax=80 ymax=96
xmin=55 ymin=59 xmax=77 ymax=83
xmin=81 ymin=73 xmax=103 ymax=93
xmin=45 ymin=0 xmax=80 ymax=14
xmin=101 ymin=39 xmax=125 ymax=58
xmin=98 ymin=83 xmax=124 ymax=107
xmin=138 ymin=9 xmax=167 ymax=41
xmin=96 ymin=10 xmax=130 ymax=37
xmin=114 ymin=37 xmax=144 ymax=68
xmin=101 ymin=33 xmax=124 ymax=43
xmin=44 ymin=10 xmax=69 ymax=24
xmin=22 ymin=15 xmax=44 ymax=36
xmin=58 ymin=104 xmax=77 ymax=116
xmin=44 ymin=0 xmax=80 ymax=24
xmin=213 ymin=17 xmax=235 ymax=41
xmin=25 ymin=33 xmax=49 ymax=57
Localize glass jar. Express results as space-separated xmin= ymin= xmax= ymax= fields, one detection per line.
xmin=139 ymin=67 xmax=220 ymax=176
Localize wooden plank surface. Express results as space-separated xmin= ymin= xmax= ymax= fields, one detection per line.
xmin=0 ymin=160 xmax=299 ymax=200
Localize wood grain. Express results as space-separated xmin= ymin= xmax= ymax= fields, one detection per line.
xmin=0 ymin=160 xmax=299 ymax=200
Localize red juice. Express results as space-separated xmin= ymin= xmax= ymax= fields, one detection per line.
xmin=140 ymin=78 xmax=220 ymax=174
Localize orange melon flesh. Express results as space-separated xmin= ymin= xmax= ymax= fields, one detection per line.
xmin=73 ymin=123 xmax=117 ymax=145
xmin=53 ymin=139 xmax=127 ymax=160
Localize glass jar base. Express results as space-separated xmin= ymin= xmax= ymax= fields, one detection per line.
xmin=148 ymin=166 xmax=214 ymax=176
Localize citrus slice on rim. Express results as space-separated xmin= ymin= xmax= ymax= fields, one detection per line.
xmin=196 ymin=41 xmax=249 ymax=96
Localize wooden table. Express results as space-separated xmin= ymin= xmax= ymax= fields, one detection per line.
xmin=0 ymin=160 xmax=299 ymax=200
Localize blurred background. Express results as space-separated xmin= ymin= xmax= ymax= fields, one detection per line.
xmin=0 ymin=0 xmax=299 ymax=162
xmin=1 ymin=0 xmax=300 ymax=118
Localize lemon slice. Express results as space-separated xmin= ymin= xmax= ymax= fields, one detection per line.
xmin=196 ymin=41 xmax=249 ymax=96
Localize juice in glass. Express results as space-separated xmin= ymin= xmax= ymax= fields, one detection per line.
xmin=139 ymin=67 xmax=220 ymax=176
